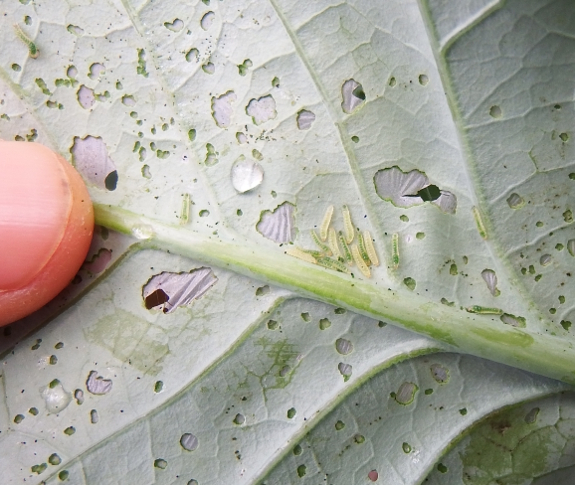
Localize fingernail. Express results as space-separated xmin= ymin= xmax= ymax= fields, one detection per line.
xmin=0 ymin=142 xmax=72 ymax=290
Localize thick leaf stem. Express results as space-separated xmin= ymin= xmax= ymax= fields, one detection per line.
xmin=95 ymin=204 xmax=575 ymax=385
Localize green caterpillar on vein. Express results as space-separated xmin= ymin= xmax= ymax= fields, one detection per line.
xmin=286 ymin=205 xmax=379 ymax=278
xmin=14 ymin=24 xmax=39 ymax=59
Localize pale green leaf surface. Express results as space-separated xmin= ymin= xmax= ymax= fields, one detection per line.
xmin=1 ymin=0 xmax=575 ymax=483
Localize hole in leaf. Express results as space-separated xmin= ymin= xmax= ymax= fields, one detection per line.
xmin=394 ymin=382 xmax=418 ymax=405
xmin=338 ymin=362 xmax=352 ymax=381
xmin=489 ymin=105 xmax=502 ymax=118
xmin=164 ymin=18 xmax=184 ymax=32
xmin=341 ymin=79 xmax=365 ymax=114
xmin=430 ymin=363 xmax=450 ymax=384
xmin=256 ymin=285 xmax=270 ymax=296
xmin=90 ymin=409 xmax=99 ymax=423
xmin=180 ymin=433 xmax=199 ymax=451
xmin=142 ymin=268 xmax=218 ymax=314
xmin=524 ymin=407 xmax=540 ymax=424
xmin=246 ymin=95 xmax=277 ymax=125
xmin=154 ymin=459 xmax=167 ymax=469
xmin=200 ymin=11 xmax=215 ymax=30
xmin=296 ymin=109 xmax=315 ymax=130
xmin=211 ymin=91 xmax=236 ymax=128
xmin=500 ymin=313 xmax=526 ymax=328
xmin=256 ymin=202 xmax=296 ymax=243
xmin=335 ymin=338 xmax=353 ymax=355
xmin=86 ymin=371 xmax=112 ymax=395
xmin=373 ymin=166 xmax=456 ymax=214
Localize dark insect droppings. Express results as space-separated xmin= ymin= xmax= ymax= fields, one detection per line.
xmin=144 ymin=289 xmax=169 ymax=309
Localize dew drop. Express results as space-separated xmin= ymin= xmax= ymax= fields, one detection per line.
xmin=131 ymin=224 xmax=154 ymax=240
xmin=41 ymin=381 xmax=72 ymax=414
xmin=231 ymin=157 xmax=264 ymax=193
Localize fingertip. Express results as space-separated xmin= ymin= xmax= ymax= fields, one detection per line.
xmin=0 ymin=142 xmax=94 ymax=326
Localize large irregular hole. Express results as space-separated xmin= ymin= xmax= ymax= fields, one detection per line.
xmin=500 ymin=313 xmax=526 ymax=328
xmin=82 ymin=248 xmax=112 ymax=274
xmin=430 ymin=363 xmax=450 ymax=384
xmin=200 ymin=11 xmax=215 ymax=30
xmin=164 ymin=18 xmax=184 ymax=32
xmin=393 ymin=382 xmax=418 ymax=405
xmin=341 ymin=79 xmax=365 ymax=114
xmin=246 ymin=95 xmax=276 ymax=125
xmin=296 ymin=109 xmax=315 ymax=130
xmin=481 ymin=269 xmax=500 ymax=296
xmin=373 ymin=166 xmax=456 ymax=214
xmin=231 ymin=156 xmax=263 ymax=193
xmin=71 ymin=135 xmax=118 ymax=191
xmin=77 ymin=85 xmax=95 ymax=109
xmin=142 ymin=267 xmax=218 ymax=314
xmin=86 ymin=370 xmax=113 ymax=395
xmin=88 ymin=62 xmax=105 ymax=79
xmin=211 ymin=91 xmax=236 ymax=128
xmin=338 ymin=362 xmax=352 ymax=381
xmin=335 ymin=338 xmax=353 ymax=355
xmin=256 ymin=202 xmax=295 ymax=243
xmin=506 ymin=193 xmax=525 ymax=209
xmin=205 ymin=143 xmax=218 ymax=166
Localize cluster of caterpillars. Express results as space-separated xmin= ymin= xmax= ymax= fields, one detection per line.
xmin=286 ymin=205 xmax=379 ymax=278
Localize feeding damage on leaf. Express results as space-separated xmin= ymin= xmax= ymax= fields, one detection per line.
xmin=374 ymin=166 xmax=456 ymax=214
xmin=71 ymin=135 xmax=118 ymax=191
xmin=142 ymin=267 xmax=217 ymax=313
